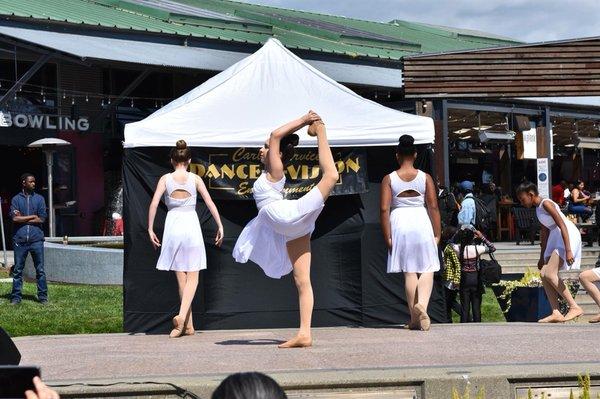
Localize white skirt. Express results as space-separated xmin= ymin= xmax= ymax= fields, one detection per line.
xmin=387 ymin=206 xmax=440 ymax=273
xmin=156 ymin=207 xmax=207 ymax=272
xmin=544 ymin=221 xmax=582 ymax=270
xmin=233 ymin=186 xmax=324 ymax=279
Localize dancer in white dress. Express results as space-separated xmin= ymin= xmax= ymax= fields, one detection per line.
xmin=380 ymin=135 xmax=441 ymax=331
xmin=233 ymin=111 xmax=339 ymax=348
xmin=148 ymin=140 xmax=224 ymax=338
xmin=516 ymin=182 xmax=583 ymax=323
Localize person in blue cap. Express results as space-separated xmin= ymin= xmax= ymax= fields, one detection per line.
xmin=457 ymin=180 xmax=476 ymax=227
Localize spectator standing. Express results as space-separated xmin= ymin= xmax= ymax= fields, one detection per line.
xmin=9 ymin=173 xmax=48 ymax=305
xmin=441 ymin=226 xmax=462 ymax=322
xmin=457 ymin=180 xmax=476 ymax=227
xmin=438 ymin=182 xmax=459 ymax=228
xmin=452 ymin=226 xmax=496 ymax=323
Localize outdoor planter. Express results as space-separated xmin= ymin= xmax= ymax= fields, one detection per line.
xmin=493 ymin=269 xmax=579 ymax=322
xmin=492 ymin=285 xmax=552 ymax=322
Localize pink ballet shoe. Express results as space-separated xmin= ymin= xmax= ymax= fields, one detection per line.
xmin=414 ymin=304 xmax=431 ymax=331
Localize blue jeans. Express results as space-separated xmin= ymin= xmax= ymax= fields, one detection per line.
xmin=569 ymin=203 xmax=592 ymax=217
xmin=11 ymin=240 xmax=46 ymax=302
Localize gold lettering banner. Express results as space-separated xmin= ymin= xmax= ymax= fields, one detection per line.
xmin=188 ymin=147 xmax=368 ymax=199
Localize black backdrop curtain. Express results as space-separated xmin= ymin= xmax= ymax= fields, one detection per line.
xmin=123 ymin=145 xmax=445 ymax=333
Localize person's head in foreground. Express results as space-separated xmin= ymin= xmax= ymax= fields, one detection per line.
xmin=516 ymin=182 xmax=540 ymax=208
xmin=212 ymin=372 xmax=287 ymax=399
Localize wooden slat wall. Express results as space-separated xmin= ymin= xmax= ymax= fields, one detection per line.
xmin=403 ymin=38 xmax=600 ymax=98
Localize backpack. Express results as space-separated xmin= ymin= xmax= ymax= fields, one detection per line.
xmin=472 ymin=196 xmax=492 ymax=231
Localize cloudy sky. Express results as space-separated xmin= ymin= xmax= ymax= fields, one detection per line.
xmin=238 ymin=0 xmax=599 ymax=43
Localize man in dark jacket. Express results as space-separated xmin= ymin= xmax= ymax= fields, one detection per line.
xmin=10 ymin=173 xmax=48 ymax=305
xmin=438 ymin=182 xmax=459 ymax=228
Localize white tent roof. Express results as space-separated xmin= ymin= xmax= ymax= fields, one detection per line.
xmin=124 ymin=38 xmax=434 ymax=148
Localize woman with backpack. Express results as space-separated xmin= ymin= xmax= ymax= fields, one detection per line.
xmin=452 ymin=226 xmax=496 ymax=323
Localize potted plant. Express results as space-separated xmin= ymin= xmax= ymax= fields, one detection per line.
xmin=492 ymin=268 xmax=579 ymax=322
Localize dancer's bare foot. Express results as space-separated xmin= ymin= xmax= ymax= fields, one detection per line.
xmin=538 ymin=310 xmax=565 ymax=323
xmin=414 ymin=304 xmax=431 ymax=331
xmin=169 ymin=315 xmax=185 ymax=338
xmin=307 ymin=121 xmax=324 ymax=137
xmin=278 ymin=334 xmax=312 ymax=348
xmin=185 ymin=323 xmax=195 ymax=336
xmin=403 ymin=321 xmax=420 ymax=330
xmin=564 ymin=306 xmax=584 ymax=321
xmin=589 ymin=314 xmax=600 ymax=323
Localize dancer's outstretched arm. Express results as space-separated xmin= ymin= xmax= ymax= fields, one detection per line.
xmin=195 ymin=175 xmax=224 ymax=247
xmin=148 ymin=175 xmax=167 ymax=249
xmin=268 ymin=111 xmax=320 ymax=181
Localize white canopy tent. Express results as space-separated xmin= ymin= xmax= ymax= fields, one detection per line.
xmin=124 ymin=38 xmax=434 ymax=148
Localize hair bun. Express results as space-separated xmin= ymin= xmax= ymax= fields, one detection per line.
xmin=175 ymin=140 xmax=187 ymax=150
xmin=398 ymin=135 xmax=415 ymax=147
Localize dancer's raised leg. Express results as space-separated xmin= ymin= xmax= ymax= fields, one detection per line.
xmin=309 ymin=122 xmax=339 ymax=201
xmin=280 ymin=235 xmax=313 ymax=348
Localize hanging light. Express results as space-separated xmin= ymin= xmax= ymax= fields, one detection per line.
xmin=374 ymin=91 xmax=378 ymax=99
xmin=107 ymin=98 xmax=111 ymax=105
xmin=40 ymin=88 xmax=44 ymax=96
xmin=101 ymin=98 xmax=105 ymax=107
xmin=130 ymin=98 xmax=134 ymax=108
xmin=154 ymin=100 xmax=158 ymax=108
xmin=71 ymin=97 xmax=75 ymax=105
xmin=387 ymin=92 xmax=391 ymax=99
xmin=42 ymin=95 xmax=46 ymax=104
xmin=85 ymin=95 xmax=89 ymax=103
xmin=62 ymin=92 xmax=66 ymax=100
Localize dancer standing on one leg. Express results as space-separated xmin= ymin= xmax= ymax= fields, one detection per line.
xmin=380 ymin=135 xmax=441 ymax=331
xmin=516 ymin=182 xmax=583 ymax=323
xmin=148 ymin=140 xmax=224 ymax=338
xmin=233 ymin=111 xmax=338 ymax=348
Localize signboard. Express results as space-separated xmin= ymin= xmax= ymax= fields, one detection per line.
xmin=537 ymin=158 xmax=550 ymax=199
xmin=0 ymin=111 xmax=89 ymax=132
xmin=188 ymin=147 xmax=368 ymax=199
xmin=523 ymin=127 xmax=537 ymax=159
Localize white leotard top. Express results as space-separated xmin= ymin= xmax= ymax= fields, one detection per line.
xmin=253 ymin=172 xmax=285 ymax=210
xmin=389 ymin=170 xmax=426 ymax=208
xmin=164 ymin=172 xmax=196 ymax=211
